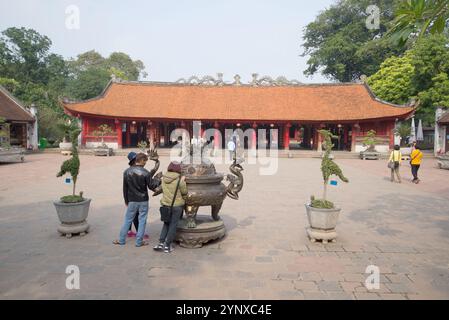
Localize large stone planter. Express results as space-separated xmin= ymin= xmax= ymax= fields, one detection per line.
xmin=53 ymin=198 xmax=91 ymax=238
xmin=437 ymin=156 xmax=449 ymax=170
xmin=305 ymin=204 xmax=341 ymax=244
xmin=400 ymin=147 xmax=412 ymax=160
xmin=360 ymin=151 xmax=380 ymax=160
xmin=0 ymin=148 xmax=25 ymax=163
xmin=94 ymin=147 xmax=113 ymax=156
xmin=59 ymin=142 xmax=73 ymax=155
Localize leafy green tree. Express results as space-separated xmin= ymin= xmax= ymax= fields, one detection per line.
xmin=0 ymin=27 xmax=66 ymax=86
xmin=65 ymin=50 xmax=147 ymax=99
xmin=66 ymin=67 xmax=110 ymax=100
xmin=106 ymin=52 xmax=147 ymax=80
xmin=388 ymin=0 xmax=449 ymax=46
xmin=302 ymin=0 xmax=404 ymax=82
xmin=369 ymin=34 xmax=449 ymax=124
xmin=367 ymin=52 xmax=415 ymax=104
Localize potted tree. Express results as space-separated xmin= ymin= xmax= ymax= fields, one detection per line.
xmin=305 ymin=130 xmax=349 ymax=244
xmin=58 ymin=118 xmax=79 ymax=155
xmin=137 ymin=140 xmax=148 ymax=152
xmin=54 ymin=129 xmax=90 ymax=238
xmin=0 ymin=117 xmax=25 ymax=163
xmin=360 ymin=129 xmax=380 ymax=160
xmin=395 ymin=123 xmax=412 ymax=157
xmin=92 ymin=124 xmax=114 ymax=156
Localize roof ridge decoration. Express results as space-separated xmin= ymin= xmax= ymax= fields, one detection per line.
xmin=250 ymin=73 xmax=302 ymax=86
xmin=176 ymin=73 xmax=225 ymax=86
xmin=174 ymin=73 xmax=302 ymax=86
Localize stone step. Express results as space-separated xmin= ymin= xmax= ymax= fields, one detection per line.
xmin=34 ymin=148 xmax=436 ymax=159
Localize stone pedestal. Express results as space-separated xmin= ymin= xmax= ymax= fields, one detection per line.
xmin=306 ymin=227 xmax=337 ymax=244
xmin=58 ymin=221 xmax=90 ymax=238
xmin=175 ymin=215 xmax=226 ymax=248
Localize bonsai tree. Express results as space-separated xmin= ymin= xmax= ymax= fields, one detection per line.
xmin=362 ymin=129 xmax=378 ymax=152
xmin=92 ymin=124 xmax=114 ymax=147
xmin=0 ymin=117 xmax=10 ymax=149
xmin=57 ymin=118 xmax=79 ymax=143
xmin=395 ymin=123 xmax=411 ymax=147
xmin=311 ymin=130 xmax=349 ymax=209
xmin=137 ymin=140 xmax=148 ymax=152
xmin=56 ymin=128 xmax=83 ymax=203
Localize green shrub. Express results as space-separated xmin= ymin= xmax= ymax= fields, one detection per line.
xmin=60 ymin=195 xmax=84 ymax=203
xmin=310 ymin=130 xmax=349 ymax=209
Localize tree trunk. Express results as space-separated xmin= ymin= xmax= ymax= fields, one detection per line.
xmin=72 ymin=180 xmax=76 ymax=196
xmin=323 ymin=179 xmax=328 ymax=201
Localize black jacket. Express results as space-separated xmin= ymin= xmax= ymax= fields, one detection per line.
xmin=123 ymin=165 xmax=160 ymax=204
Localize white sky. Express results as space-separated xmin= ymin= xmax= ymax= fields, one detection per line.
xmin=0 ymin=0 xmax=336 ymax=83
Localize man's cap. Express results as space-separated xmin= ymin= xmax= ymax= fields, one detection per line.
xmin=127 ymin=152 xmax=137 ymax=165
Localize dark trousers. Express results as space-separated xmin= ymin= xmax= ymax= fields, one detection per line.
xmin=159 ymin=206 xmax=183 ymax=246
xmin=411 ymin=164 xmax=420 ymax=181
xmin=128 ymin=213 xmax=139 ymax=231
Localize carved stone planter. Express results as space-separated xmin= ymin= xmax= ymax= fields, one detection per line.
xmin=59 ymin=142 xmax=73 ymax=155
xmin=0 ymin=148 xmax=25 ymax=163
xmin=437 ymin=156 xmax=449 ymax=170
xmin=94 ymin=147 xmax=113 ymax=156
xmin=360 ymin=151 xmax=380 ymax=160
xmin=305 ymin=204 xmax=341 ymax=244
xmin=53 ymin=198 xmax=91 ymax=238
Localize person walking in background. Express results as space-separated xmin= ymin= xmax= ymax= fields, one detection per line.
xmin=154 ymin=161 xmax=187 ymax=253
xmin=389 ymin=145 xmax=402 ymax=183
xmin=125 ymin=152 xmax=149 ymax=240
xmin=113 ymin=153 xmax=161 ymax=247
xmin=410 ymin=145 xmax=423 ymax=184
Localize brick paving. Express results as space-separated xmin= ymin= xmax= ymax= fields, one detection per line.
xmin=1 ymin=153 xmax=449 ymax=299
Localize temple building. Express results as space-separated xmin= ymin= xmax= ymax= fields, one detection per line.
xmin=435 ymin=107 xmax=449 ymax=154
xmin=0 ymin=85 xmax=38 ymax=149
xmin=62 ymin=75 xmax=415 ymax=152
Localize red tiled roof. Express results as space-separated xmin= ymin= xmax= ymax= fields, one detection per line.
xmin=0 ymin=86 xmax=34 ymax=122
xmin=63 ymin=81 xmax=415 ymax=122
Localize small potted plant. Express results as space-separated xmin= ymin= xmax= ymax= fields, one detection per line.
xmin=54 ymin=128 xmax=91 ymax=238
xmin=92 ymin=124 xmax=114 ymax=156
xmin=360 ymin=129 xmax=380 ymax=160
xmin=305 ymin=130 xmax=349 ymax=243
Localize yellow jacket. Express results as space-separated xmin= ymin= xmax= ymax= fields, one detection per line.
xmin=389 ymin=150 xmax=402 ymax=163
xmin=410 ymin=149 xmax=423 ymax=165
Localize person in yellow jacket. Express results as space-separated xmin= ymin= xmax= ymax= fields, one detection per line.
xmin=410 ymin=144 xmax=423 ymax=184
xmin=389 ymin=145 xmax=402 ymax=183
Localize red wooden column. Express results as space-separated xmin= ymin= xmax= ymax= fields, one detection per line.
xmin=81 ymin=117 xmax=88 ymax=146
xmin=388 ymin=121 xmax=395 ymax=149
xmin=351 ymin=123 xmax=358 ymax=152
xmin=126 ymin=122 xmax=131 ymax=147
xmin=251 ymin=122 xmax=257 ymax=149
xmin=115 ymin=119 xmax=122 ymax=148
xmin=214 ymin=121 xmax=220 ymax=149
xmin=283 ymin=123 xmax=291 ymax=150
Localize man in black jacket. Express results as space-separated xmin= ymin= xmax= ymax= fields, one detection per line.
xmin=113 ymin=153 xmax=161 ymax=247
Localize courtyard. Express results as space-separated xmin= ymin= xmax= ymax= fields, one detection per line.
xmin=1 ymin=153 xmax=449 ymax=300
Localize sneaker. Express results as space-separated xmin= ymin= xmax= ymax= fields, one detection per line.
xmin=153 ymin=242 xmax=164 ymax=251
xmin=127 ymin=231 xmax=136 ymax=238
xmin=143 ymin=234 xmax=149 ymax=240
xmin=163 ymin=244 xmax=174 ymax=253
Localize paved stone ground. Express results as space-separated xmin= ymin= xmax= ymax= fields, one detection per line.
xmin=1 ymin=153 xmax=449 ymax=300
